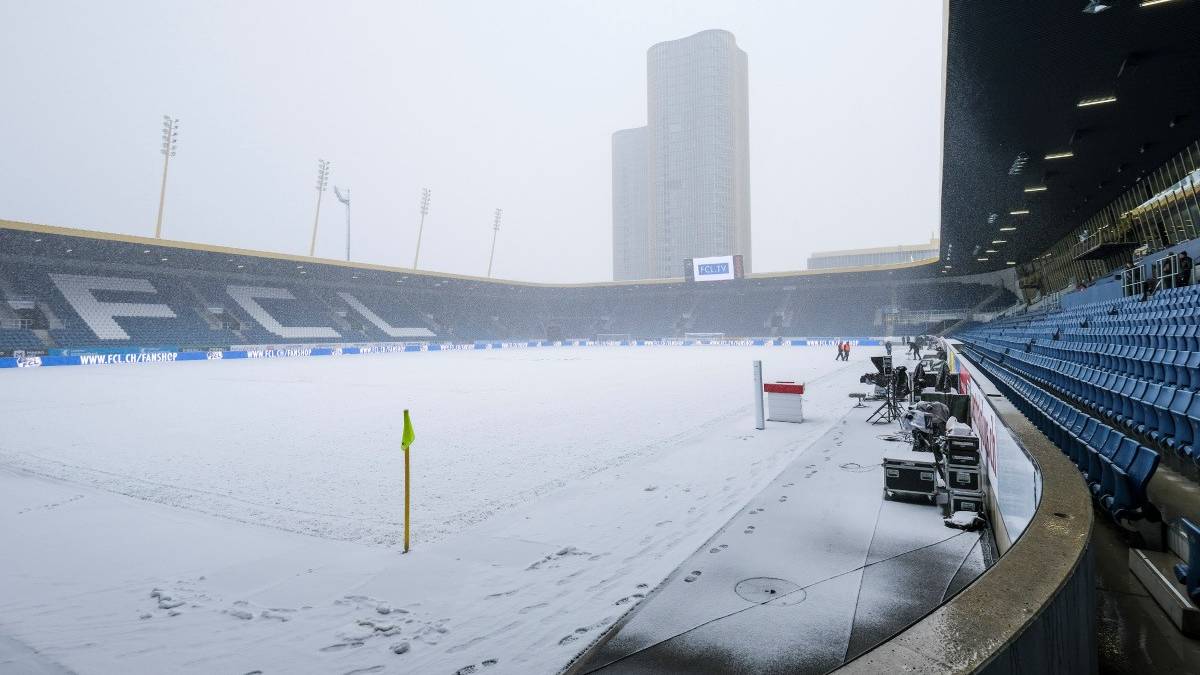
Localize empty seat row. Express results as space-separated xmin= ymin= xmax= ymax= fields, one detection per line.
xmin=965 ymin=351 xmax=1159 ymax=524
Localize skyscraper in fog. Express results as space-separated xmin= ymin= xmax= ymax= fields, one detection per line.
xmin=613 ymin=29 xmax=751 ymax=280
xmin=612 ymin=127 xmax=649 ymax=282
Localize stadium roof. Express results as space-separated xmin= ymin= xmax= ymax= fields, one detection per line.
xmin=940 ymin=0 xmax=1200 ymax=275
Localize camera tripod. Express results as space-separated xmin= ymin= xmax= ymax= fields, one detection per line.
xmin=866 ymin=384 xmax=905 ymax=424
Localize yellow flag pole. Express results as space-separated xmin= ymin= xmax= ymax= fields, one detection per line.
xmin=403 ymin=444 xmax=411 ymax=553
xmin=400 ymin=408 xmax=415 ymax=554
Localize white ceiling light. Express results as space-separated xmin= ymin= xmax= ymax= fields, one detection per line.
xmin=1024 ymin=185 xmax=1048 ymax=193
xmin=1044 ymin=151 xmax=1074 ymax=160
xmin=1077 ymin=95 xmax=1117 ymax=108
xmin=1010 ymin=209 xmax=1030 ymax=215
xmin=1000 ymin=226 xmax=1017 ymax=232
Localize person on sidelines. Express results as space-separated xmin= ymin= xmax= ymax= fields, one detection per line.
xmin=835 ymin=341 xmax=844 ymax=361
xmin=1178 ymin=251 xmax=1194 ymax=287
xmin=843 ymin=341 xmax=852 ymax=361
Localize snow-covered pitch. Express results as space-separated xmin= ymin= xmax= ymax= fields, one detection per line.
xmin=1 ymin=344 xmax=872 ymax=674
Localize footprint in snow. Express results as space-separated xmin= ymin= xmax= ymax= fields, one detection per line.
xmin=454 ymin=661 xmax=499 ymax=675
xmin=320 ymin=642 xmax=364 ymax=652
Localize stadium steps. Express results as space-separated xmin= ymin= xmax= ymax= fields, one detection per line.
xmin=33 ymin=329 xmax=55 ymax=348
xmin=182 ymin=281 xmax=228 ymax=331
xmin=1130 ymin=518 xmax=1200 ymax=637
xmin=36 ymin=302 xmax=65 ymax=331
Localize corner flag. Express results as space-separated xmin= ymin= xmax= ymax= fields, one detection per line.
xmin=402 ymin=409 xmax=415 ymax=553
xmin=402 ymin=409 xmax=416 ymax=450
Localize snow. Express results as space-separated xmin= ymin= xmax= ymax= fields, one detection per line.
xmin=0 ymin=345 xmax=873 ymax=674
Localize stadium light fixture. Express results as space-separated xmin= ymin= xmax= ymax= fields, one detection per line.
xmin=414 ymin=188 xmax=432 ymax=269
xmin=1140 ymin=0 xmax=1182 ymax=6
xmin=1010 ymin=209 xmax=1030 ymax=215
xmin=1007 ymin=261 xmax=1017 ymax=266
xmin=992 ymin=240 xmax=1007 ymax=244
xmin=487 ymin=208 xmax=503 ymax=278
xmin=1000 ymin=226 xmax=1017 ymax=232
xmin=1044 ymin=151 xmax=1074 ymax=160
xmin=985 ymin=249 xmax=998 ymax=254
xmin=1024 ymin=185 xmax=1048 ymax=193
xmin=309 ymin=159 xmax=331 ymax=257
xmin=1077 ymin=95 xmax=1117 ymax=108
xmin=155 ymin=115 xmax=179 ymax=239
xmin=977 ymin=257 xmax=989 ymax=261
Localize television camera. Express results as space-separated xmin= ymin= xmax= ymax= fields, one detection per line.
xmin=864 ymin=355 xmax=911 ymax=424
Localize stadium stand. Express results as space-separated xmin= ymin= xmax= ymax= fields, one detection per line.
xmin=956 ymin=285 xmax=1200 ymax=490
xmin=0 ymin=225 xmax=1015 ymax=352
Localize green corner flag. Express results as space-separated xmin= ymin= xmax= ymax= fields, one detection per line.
xmin=402 ymin=409 xmax=415 ymax=553
xmin=402 ymin=409 xmax=416 ymax=450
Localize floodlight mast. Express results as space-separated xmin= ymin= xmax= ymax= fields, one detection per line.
xmin=413 ymin=188 xmax=431 ymax=269
xmin=154 ymin=116 xmax=179 ymax=239
xmin=487 ymin=208 xmax=502 ymax=278
xmin=334 ymin=186 xmax=351 ymax=261
xmin=309 ymin=159 xmax=331 ymax=257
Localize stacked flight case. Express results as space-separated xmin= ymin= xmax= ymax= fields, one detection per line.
xmin=944 ymin=422 xmax=983 ymax=514
xmin=882 ymin=448 xmax=939 ymax=502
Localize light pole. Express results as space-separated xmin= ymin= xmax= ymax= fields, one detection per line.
xmin=154 ymin=116 xmax=179 ymax=239
xmin=413 ymin=188 xmax=431 ymax=269
xmin=334 ymin=186 xmax=351 ymax=261
xmin=487 ymin=208 xmax=502 ymax=278
xmin=309 ymin=159 xmax=331 ymax=256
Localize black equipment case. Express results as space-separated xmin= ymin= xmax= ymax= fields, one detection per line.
xmin=882 ymin=449 xmax=939 ymax=500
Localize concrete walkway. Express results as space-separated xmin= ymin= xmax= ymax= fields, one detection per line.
xmin=570 ymin=409 xmax=987 ymax=674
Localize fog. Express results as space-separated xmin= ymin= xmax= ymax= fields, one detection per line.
xmin=0 ymin=0 xmax=943 ymax=282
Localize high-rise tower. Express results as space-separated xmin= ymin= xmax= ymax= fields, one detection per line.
xmin=613 ymin=30 xmax=750 ymax=280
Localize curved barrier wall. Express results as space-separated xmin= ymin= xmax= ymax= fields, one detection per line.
xmin=837 ymin=342 xmax=1096 ymax=674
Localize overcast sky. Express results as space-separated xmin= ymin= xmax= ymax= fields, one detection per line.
xmin=0 ymin=1 xmax=943 ymax=283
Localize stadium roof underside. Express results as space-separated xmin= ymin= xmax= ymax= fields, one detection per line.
xmin=940 ymin=0 xmax=1200 ymax=275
